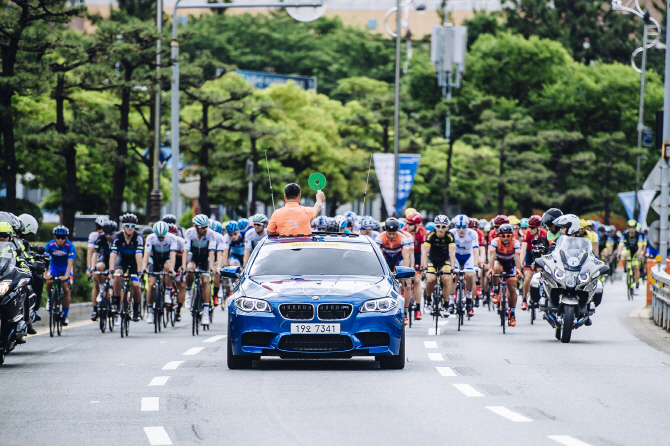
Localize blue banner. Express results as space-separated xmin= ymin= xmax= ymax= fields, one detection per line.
xmin=235 ymin=70 xmax=317 ymax=91
xmin=618 ymin=191 xmax=636 ymax=221
xmin=396 ymin=154 xmax=421 ymax=214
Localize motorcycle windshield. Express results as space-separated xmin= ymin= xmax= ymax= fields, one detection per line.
xmin=553 ymin=237 xmax=592 ymax=269
xmin=0 ymin=242 xmax=17 ymax=276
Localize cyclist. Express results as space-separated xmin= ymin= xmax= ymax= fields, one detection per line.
xmin=359 ymin=216 xmax=379 ymax=239
xmin=375 ymin=218 xmax=413 ymax=325
xmin=421 ymin=215 xmax=456 ymax=315
xmin=333 ymin=215 xmax=349 ymax=234
xmin=167 ymin=223 xmax=186 ymax=321
xmin=618 ymin=219 xmax=646 ymax=294
xmin=311 ymin=216 xmax=329 ymax=233
xmin=223 ymin=220 xmax=245 ymax=267
xmin=209 ymin=220 xmax=226 ymax=305
xmin=489 ymin=215 xmax=513 ymax=242
xmin=238 ymin=218 xmax=251 ymax=238
xmin=87 ymin=216 xmax=108 ymax=279
xmin=184 ymin=214 xmax=217 ymax=326
xmin=405 ymin=212 xmax=427 ymax=320
xmin=244 ymin=214 xmax=268 ymax=265
xmin=90 ymin=220 xmax=117 ymax=321
xmin=519 ymin=215 xmax=546 ymax=310
xmin=162 ymin=214 xmax=184 ymax=238
xmin=45 ymin=225 xmax=76 ymax=326
xmin=488 ymin=223 xmax=522 ymax=326
xmin=142 ymin=221 xmax=178 ymax=324
xmin=468 ymin=218 xmax=486 ymax=305
xmin=578 ymin=219 xmax=599 ymax=255
xmin=109 ymin=213 xmax=144 ymax=323
xmin=344 ymin=211 xmax=359 ymax=234
xmin=508 ymin=215 xmax=521 ymax=237
xmin=449 ymin=215 xmax=480 ymax=316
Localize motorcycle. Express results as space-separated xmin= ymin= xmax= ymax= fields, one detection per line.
xmin=530 ymin=236 xmax=609 ymax=343
xmin=0 ymin=242 xmax=34 ymax=364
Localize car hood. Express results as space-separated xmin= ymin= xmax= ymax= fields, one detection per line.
xmin=242 ymin=275 xmax=391 ymax=301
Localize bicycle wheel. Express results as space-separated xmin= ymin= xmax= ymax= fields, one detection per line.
xmin=99 ymin=303 xmax=107 ymax=333
xmin=501 ymin=287 xmax=507 ymax=334
xmin=530 ymin=302 xmax=535 ymax=325
xmin=192 ymin=286 xmax=200 ymax=336
xmin=408 ymin=299 xmax=415 ymax=328
xmin=48 ymin=293 xmax=56 ymax=338
xmin=124 ymin=302 xmax=130 ymax=337
xmin=433 ymin=286 xmax=440 ymax=335
xmin=56 ymin=292 xmax=62 ymax=336
xmin=627 ymin=269 xmax=634 ymax=301
xmin=141 ymin=286 xmax=147 ymax=320
xmin=153 ymin=283 xmax=161 ymax=334
xmin=457 ymin=287 xmax=462 ymax=332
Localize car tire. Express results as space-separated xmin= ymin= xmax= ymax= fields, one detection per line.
xmin=377 ymin=325 xmax=405 ymax=370
xmin=227 ymin=325 xmax=254 ymax=370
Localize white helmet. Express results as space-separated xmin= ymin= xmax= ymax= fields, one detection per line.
xmin=553 ymin=214 xmax=581 ymax=236
xmin=18 ymin=214 xmax=38 ymax=235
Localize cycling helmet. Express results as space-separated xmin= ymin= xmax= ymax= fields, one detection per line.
xmin=95 ymin=215 xmax=109 ymax=227
xmin=498 ymin=224 xmax=514 ymax=235
xmin=252 ymin=213 xmax=269 ymax=224
xmin=554 ymin=214 xmax=581 ymax=236
xmin=528 ymin=215 xmax=542 ymax=229
xmin=398 ymin=220 xmax=406 ymax=230
xmin=53 ymin=225 xmax=69 ymax=236
xmin=360 ymin=216 xmax=376 ymax=229
xmin=168 ymin=223 xmax=178 ymax=234
xmin=385 ymin=218 xmax=400 ymax=232
xmin=326 ymin=219 xmax=341 ymax=232
xmin=627 ymin=219 xmax=637 ymax=227
xmin=404 ymin=207 xmax=417 ymax=216
xmin=468 ymin=218 xmax=479 ymax=229
xmin=334 ymin=215 xmax=348 ymax=229
xmin=102 ymin=220 xmax=118 ymax=233
xmin=161 ymin=214 xmax=177 ymax=225
xmin=434 ymin=215 xmax=450 ymax=225
xmin=493 ymin=215 xmax=509 ymax=226
xmin=478 ymin=219 xmax=488 ymax=230
xmin=344 ymin=211 xmax=357 ymax=224
xmin=373 ymin=221 xmax=382 ymax=231
xmin=636 ymin=223 xmax=642 ymax=231
xmin=519 ymin=218 xmax=529 ymax=228
xmin=313 ymin=216 xmax=329 ymax=229
xmin=580 ymin=218 xmax=587 ymax=229
xmin=224 ymin=220 xmax=239 ymax=233
xmin=484 ymin=223 xmax=491 ymax=233
xmin=238 ymin=218 xmax=250 ymax=231
xmin=192 ymin=214 xmax=209 ymax=228
xmin=592 ymin=221 xmax=601 ymax=228
xmin=120 ymin=213 xmax=139 ymax=224
xmin=0 ymin=212 xmax=20 ymax=232
xmin=18 ymin=214 xmax=38 ymax=235
xmin=0 ymin=222 xmax=13 ymax=238
xmin=153 ymin=221 xmax=169 ymax=237
xmin=508 ymin=215 xmax=520 ymax=226
xmin=209 ymin=219 xmax=223 ymax=234
xmin=540 ymin=208 xmax=563 ymax=228
xmin=425 ymin=222 xmax=435 ymax=232
xmin=406 ymin=212 xmax=422 ymax=224
xmin=452 ymin=214 xmax=469 ymax=228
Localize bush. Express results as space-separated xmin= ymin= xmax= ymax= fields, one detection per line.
xmin=179 ymin=209 xmax=193 ymax=228
xmin=36 ymin=222 xmax=59 ymax=243
xmin=32 ymin=241 xmax=92 ymax=304
xmin=0 ymin=198 xmax=43 ymax=223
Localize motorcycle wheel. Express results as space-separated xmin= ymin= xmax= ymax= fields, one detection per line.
xmin=555 ymin=326 xmax=561 ymax=340
xmin=561 ymin=305 xmax=574 ymax=343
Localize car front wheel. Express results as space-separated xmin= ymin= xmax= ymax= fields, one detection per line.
xmin=227 ymin=325 xmax=254 ymax=369
xmin=377 ymin=326 xmax=405 ymax=370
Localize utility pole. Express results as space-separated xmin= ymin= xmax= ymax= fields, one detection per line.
xmin=660 ymin=0 xmax=670 ymax=263
xmin=151 ymin=0 xmax=163 ymax=223
xmin=393 ymin=0 xmax=401 ymax=217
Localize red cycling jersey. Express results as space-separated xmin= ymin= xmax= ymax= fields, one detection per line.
xmin=410 ymin=226 xmax=428 ymax=253
xmin=476 ymin=229 xmax=486 ymax=246
xmin=522 ymin=228 xmax=547 ymax=246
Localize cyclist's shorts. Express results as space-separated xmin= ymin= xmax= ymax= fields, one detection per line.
xmin=495 ymin=259 xmax=516 ymax=276
xmin=114 ymin=256 xmax=139 ymax=281
xmin=49 ymin=264 xmax=73 ymax=282
xmin=631 ymin=256 xmax=641 ymax=267
xmin=455 ymin=253 xmax=475 ymax=271
xmin=96 ymin=253 xmax=110 ymax=267
xmin=173 ymin=253 xmax=183 ymax=271
xmin=147 ymin=263 xmax=169 ymax=274
xmin=427 ymin=259 xmax=451 ymax=273
xmin=190 ymin=255 xmax=209 ymax=271
xmin=229 ymin=253 xmax=243 ymax=266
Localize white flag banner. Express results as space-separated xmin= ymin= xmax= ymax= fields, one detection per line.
xmin=637 ymin=189 xmax=656 ymax=230
xmin=373 ymin=153 xmax=396 ymax=216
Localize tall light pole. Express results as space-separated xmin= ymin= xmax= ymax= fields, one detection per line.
xmin=169 ymin=1 xmax=323 ymax=217
xmin=151 ymin=0 xmax=163 ymax=223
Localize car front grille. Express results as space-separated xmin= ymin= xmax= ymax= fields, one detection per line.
xmin=356 ymin=332 xmax=390 ymax=347
xmin=317 ymin=303 xmax=353 ymax=320
xmin=278 ymin=335 xmax=353 ymax=352
xmin=241 ymin=332 xmax=276 ymax=347
xmin=279 ymin=303 xmax=314 ymax=320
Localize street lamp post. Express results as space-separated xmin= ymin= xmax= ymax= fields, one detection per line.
xmin=151 ymin=0 xmax=163 ymax=223
xmin=169 ymin=1 xmax=324 ymax=217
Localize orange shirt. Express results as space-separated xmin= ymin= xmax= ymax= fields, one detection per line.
xmin=267 ymin=202 xmax=318 ymax=236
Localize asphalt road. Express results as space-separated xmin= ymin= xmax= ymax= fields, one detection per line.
xmin=2 ymin=279 xmax=669 ymax=446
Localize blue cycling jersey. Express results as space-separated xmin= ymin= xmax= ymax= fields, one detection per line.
xmin=45 ymin=239 xmax=76 ymax=268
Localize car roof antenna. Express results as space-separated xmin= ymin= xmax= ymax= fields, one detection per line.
xmin=363 ymin=154 xmax=372 ymax=207
xmin=265 ymin=150 xmax=275 ymax=213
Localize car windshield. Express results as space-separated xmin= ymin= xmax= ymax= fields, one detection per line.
xmin=248 ymin=241 xmax=385 ymax=276
xmin=553 ymin=236 xmax=592 ymax=260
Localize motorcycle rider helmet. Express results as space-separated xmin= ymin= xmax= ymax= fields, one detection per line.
xmin=434 ymin=215 xmax=450 ymax=226
xmin=385 ymin=218 xmax=400 ymax=232
xmin=425 ymin=222 xmax=435 ymax=232
xmin=238 ymin=218 xmax=250 ymax=231
xmin=554 ymin=214 xmax=581 ymax=236
xmin=18 ymin=214 xmax=38 ymax=235
xmin=406 ymin=212 xmax=422 ymax=225
xmin=519 ymin=218 xmax=529 ymax=228
xmin=120 ymin=213 xmax=139 ymax=225
xmin=53 ymin=225 xmax=69 ymax=236
xmin=540 ymin=208 xmax=563 ymax=228
xmin=95 ymin=215 xmax=109 ymax=228
xmin=224 ymin=221 xmax=239 ymax=233
xmin=494 ymin=215 xmax=509 ymax=226
xmin=153 ymin=221 xmax=169 ymax=237
xmin=0 ymin=222 xmax=13 ymax=239
xmin=102 ymin=220 xmax=118 ymax=234
xmin=497 ymin=224 xmax=514 ymax=235
xmin=161 ymin=214 xmax=177 ymax=225
xmin=192 ymin=214 xmax=209 ymax=228
xmin=452 ymin=214 xmax=469 ymax=229
xmin=0 ymin=212 xmax=21 ymax=233
xmin=528 ymin=215 xmax=542 ymax=229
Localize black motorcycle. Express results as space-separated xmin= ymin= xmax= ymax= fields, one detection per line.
xmin=0 ymin=243 xmax=34 ymax=365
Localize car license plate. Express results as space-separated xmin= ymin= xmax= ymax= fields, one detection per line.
xmin=290 ymin=323 xmax=341 ymax=334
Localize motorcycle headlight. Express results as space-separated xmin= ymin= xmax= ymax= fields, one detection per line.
xmin=0 ymin=280 xmax=11 ymax=296
xmin=17 ymin=278 xmax=30 ymax=287
xmin=553 ymin=269 xmax=566 ymax=281
xmin=578 ymin=272 xmax=589 ymax=283
xmin=234 ymin=297 xmax=272 ymax=313
xmin=360 ymin=297 xmax=398 ymax=313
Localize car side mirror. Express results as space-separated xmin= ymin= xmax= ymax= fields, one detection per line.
xmin=36 ymin=246 xmax=45 ymax=254
xmin=599 ymin=265 xmax=610 ymax=275
xmin=534 ymin=258 xmax=545 ymax=269
xmin=221 ymin=266 xmax=242 ymax=279
xmin=394 ymin=266 xmax=415 ymax=279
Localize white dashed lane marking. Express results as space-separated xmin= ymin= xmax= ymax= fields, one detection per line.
xmin=453 ymin=384 xmax=484 ymax=397
xmin=424 ymin=341 xmax=438 ymax=349
xmin=435 ymin=367 xmax=456 ymax=377
xmin=548 ymin=435 xmax=593 ymax=446
xmin=149 ymin=376 xmax=170 ymax=386
xmin=428 ymin=353 xmax=445 ymax=361
xmin=203 ymin=335 xmax=227 ymax=343
xmin=143 ymin=426 xmax=173 ymax=445
xmin=486 ymin=406 xmax=532 ymax=422
xmin=162 ymin=361 xmax=184 ymax=370
xmin=183 ymin=347 xmax=205 ymax=356
xmin=141 ymin=397 xmax=160 ymax=412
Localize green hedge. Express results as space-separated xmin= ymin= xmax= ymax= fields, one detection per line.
xmin=33 ymin=241 xmax=92 ymax=306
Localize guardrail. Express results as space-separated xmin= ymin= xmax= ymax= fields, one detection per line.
xmin=651 ymin=266 xmax=670 ymax=331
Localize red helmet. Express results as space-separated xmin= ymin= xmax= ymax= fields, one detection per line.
xmin=468 ymin=219 xmax=478 ymax=229
xmin=528 ymin=215 xmax=542 ymax=229
xmin=406 ymin=212 xmax=422 ymax=224
xmin=494 ymin=215 xmax=509 ymax=226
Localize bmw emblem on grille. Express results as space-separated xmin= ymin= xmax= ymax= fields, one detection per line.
xmin=312 ymin=296 xmax=320 ymax=301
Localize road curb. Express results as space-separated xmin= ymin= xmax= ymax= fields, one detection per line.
xmin=32 ymin=302 xmax=91 ymax=329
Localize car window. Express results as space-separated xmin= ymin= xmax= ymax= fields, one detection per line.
xmin=248 ymin=241 xmax=385 ymax=276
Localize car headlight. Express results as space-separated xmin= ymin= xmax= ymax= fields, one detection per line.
xmin=578 ymin=272 xmax=590 ymax=283
xmin=0 ymin=280 xmax=11 ymax=296
xmin=234 ymin=297 xmax=272 ymax=313
xmin=360 ymin=297 xmax=398 ymax=313
xmin=553 ymin=269 xmax=566 ymax=281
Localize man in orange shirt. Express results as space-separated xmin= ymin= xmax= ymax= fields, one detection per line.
xmin=267 ymin=183 xmax=326 ymax=236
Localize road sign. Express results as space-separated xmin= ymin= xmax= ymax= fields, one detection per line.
xmin=235 ymin=70 xmax=316 ymax=91
xmin=651 ymin=194 xmax=667 ymax=214
xmin=286 ymin=0 xmax=326 ymax=22
xmin=649 ymin=220 xmax=660 ymax=249
xmin=644 ymin=127 xmax=653 ymax=147
xmin=643 ymin=158 xmax=668 ymax=191
xmin=179 ymin=176 xmax=200 ymax=199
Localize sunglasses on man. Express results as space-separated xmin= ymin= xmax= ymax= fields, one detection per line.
xmin=455 ymin=225 xmax=467 ymax=230
xmin=435 ymin=225 xmax=448 ymax=229
xmin=123 ymin=223 xmax=135 ymax=229
xmin=0 ymin=232 xmax=11 ymax=239
xmin=105 ymin=232 xmax=115 ymax=236
xmin=55 ymin=235 xmax=67 ymax=240
xmin=500 ymin=234 xmax=512 ymax=239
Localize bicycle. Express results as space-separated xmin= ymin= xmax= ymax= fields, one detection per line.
xmin=48 ymin=277 xmax=66 ymax=337
xmin=424 ymin=270 xmax=451 ymax=335
xmin=626 ymin=262 xmax=637 ymax=301
xmin=139 ymin=273 xmax=147 ymax=320
xmin=492 ymin=271 xmax=514 ymax=334
xmin=480 ymin=264 xmax=492 ymax=311
xmin=92 ymin=271 xmax=114 ymax=333
xmin=452 ymin=269 xmax=468 ymax=332
xmin=118 ymin=273 xmax=134 ymax=338
xmin=406 ymin=272 xmax=420 ymax=328
xmin=189 ymin=269 xmax=209 ymax=336
xmin=148 ymin=271 xmax=172 ymax=333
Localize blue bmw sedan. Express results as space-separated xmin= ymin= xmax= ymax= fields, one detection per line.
xmin=221 ymin=234 xmax=414 ymax=369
